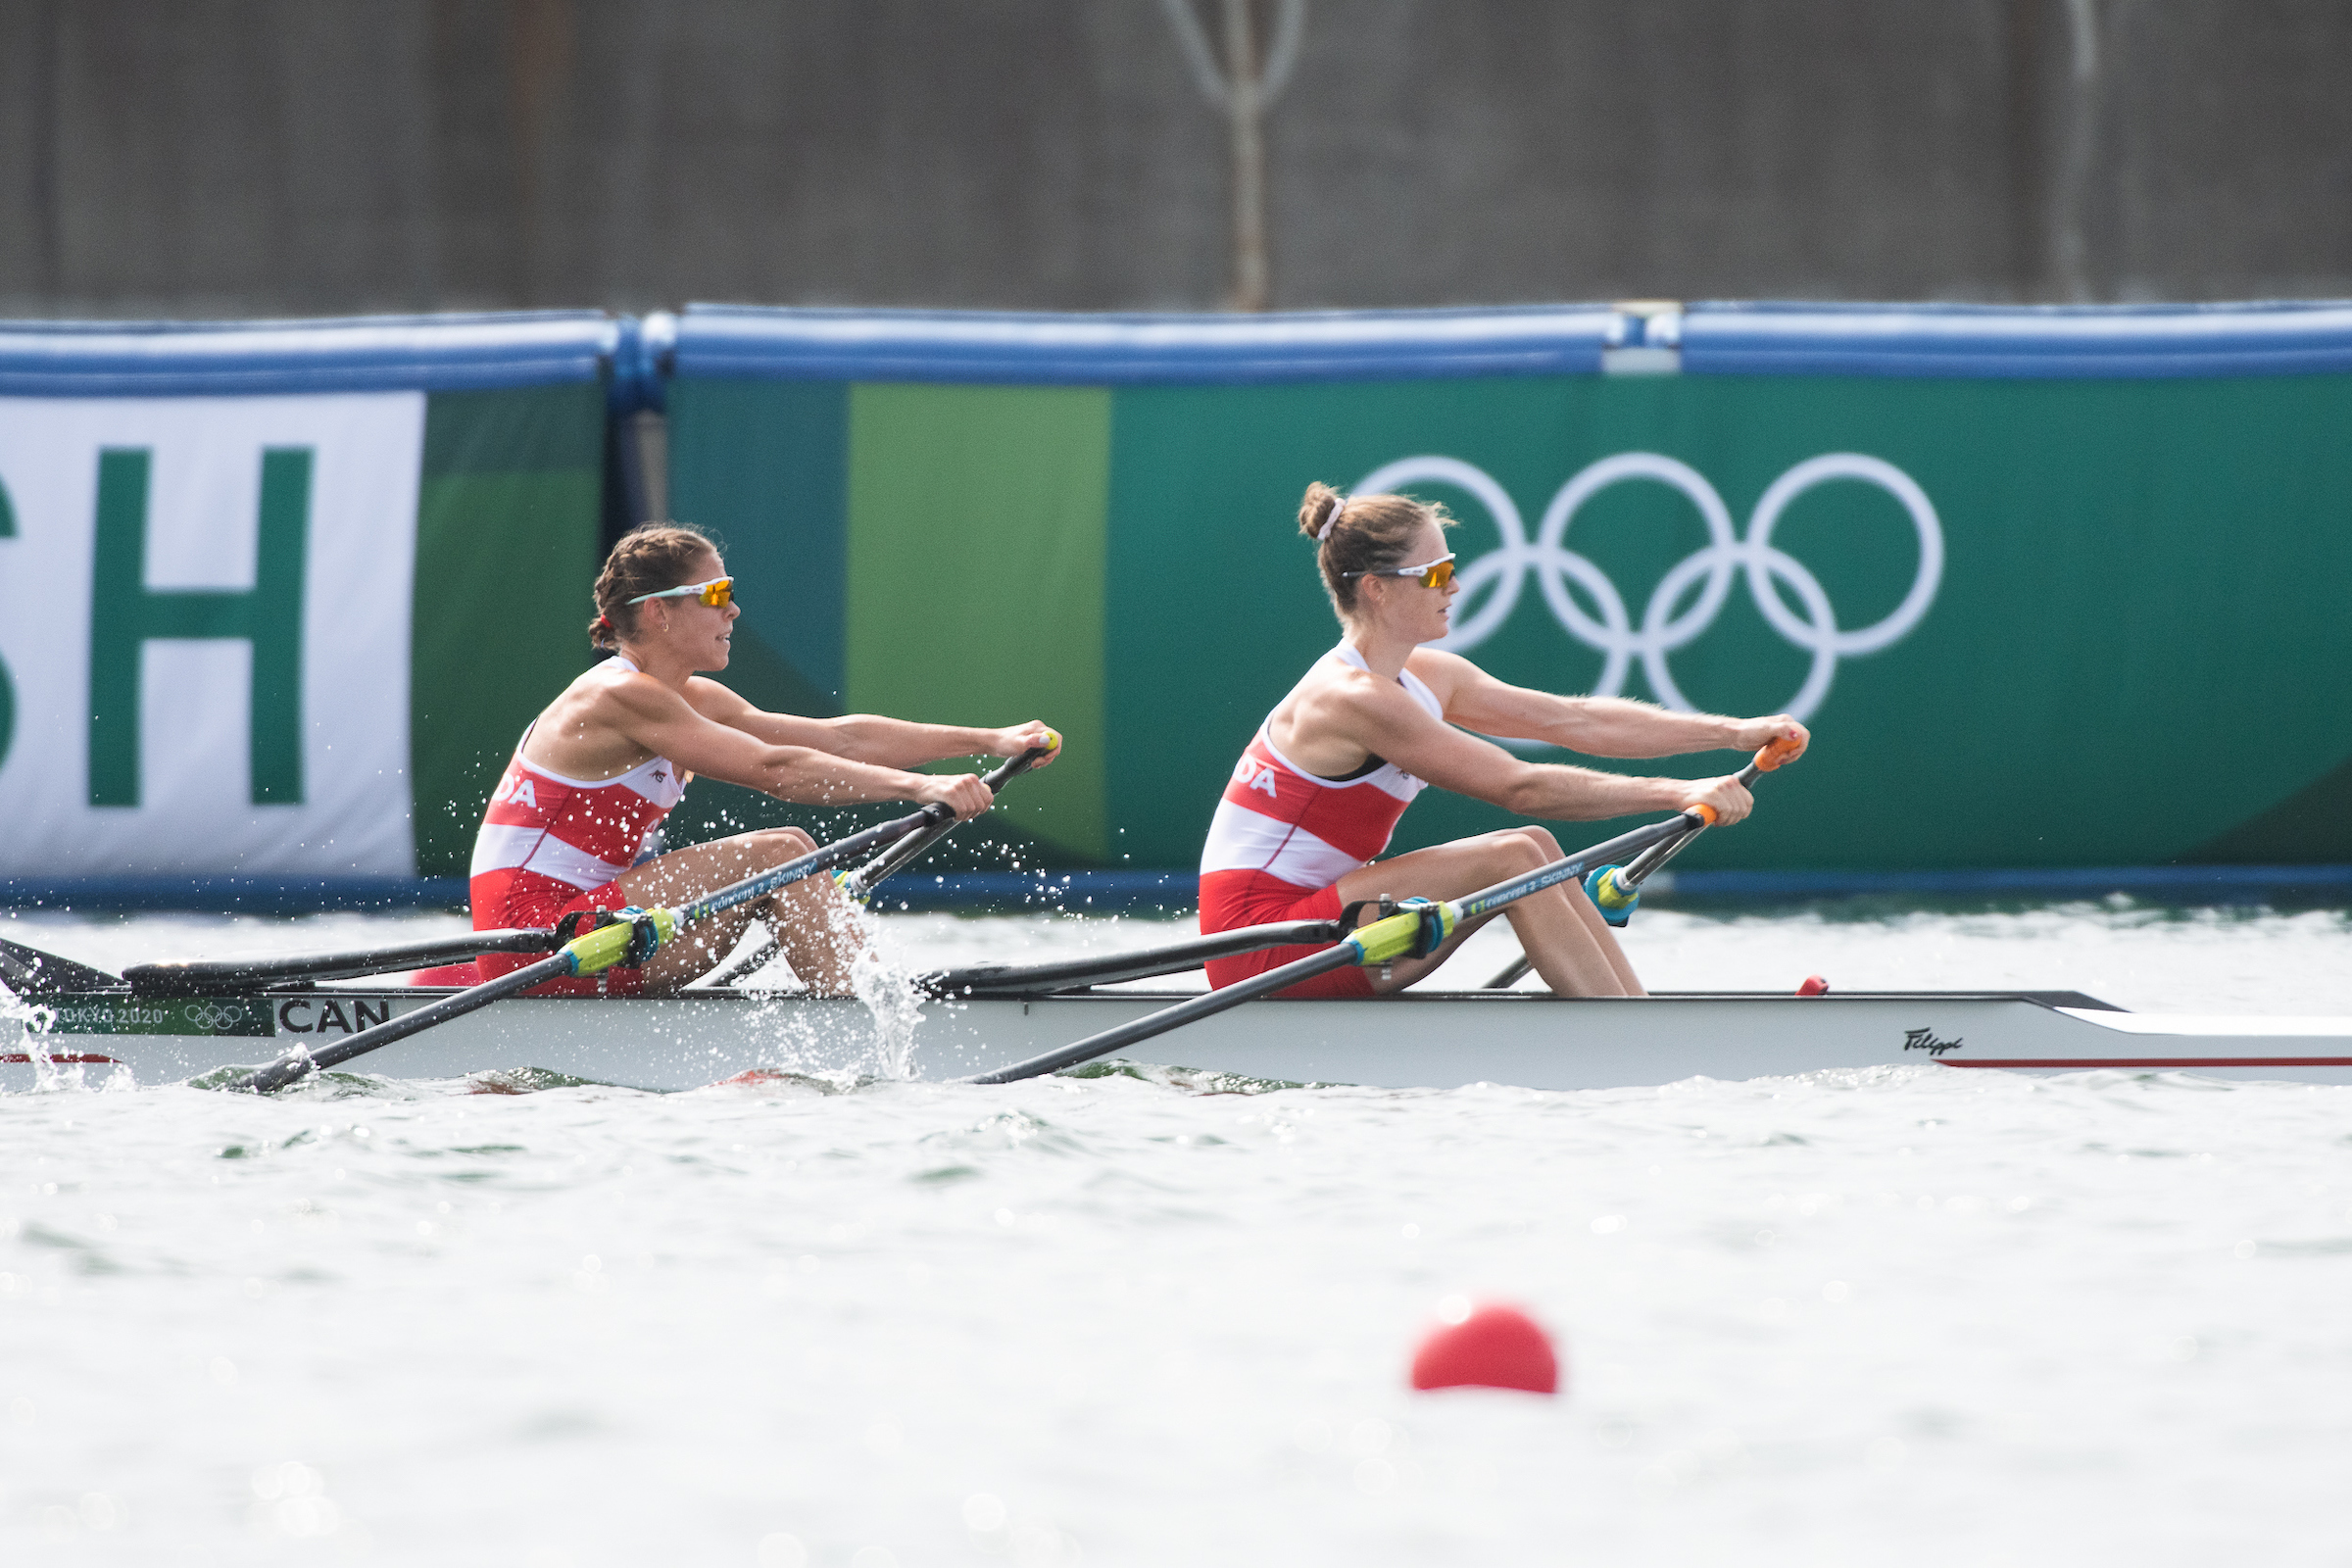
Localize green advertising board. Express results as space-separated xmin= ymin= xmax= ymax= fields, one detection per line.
xmin=666 ymin=307 xmax=2352 ymax=876
xmin=0 ymin=318 xmax=612 ymax=893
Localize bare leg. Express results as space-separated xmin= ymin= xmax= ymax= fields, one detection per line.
xmin=1329 ymin=826 xmax=1643 ymax=997
xmin=613 ymin=828 xmax=866 ymax=996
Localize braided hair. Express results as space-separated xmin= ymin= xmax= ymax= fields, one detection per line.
xmin=588 ymin=522 xmax=721 ymax=651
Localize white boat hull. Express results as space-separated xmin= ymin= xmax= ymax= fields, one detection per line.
xmin=11 ymin=986 xmax=2352 ymax=1092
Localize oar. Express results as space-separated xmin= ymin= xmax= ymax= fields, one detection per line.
xmin=161 ymin=749 xmax=1054 ymax=1000
xmin=692 ymin=744 xmax=1055 ymax=987
xmin=224 ymin=807 xmax=952 ymax=1095
xmin=959 ymin=815 xmax=1696 ymax=1086
xmin=1581 ymin=733 xmax=1803 ymax=923
xmin=839 ymin=739 xmax=1056 ymax=901
xmin=1483 ymin=735 xmax=1804 ymax=989
xmin=123 ymin=929 xmax=564 ymax=997
xmin=920 ymin=917 xmax=1344 ymax=999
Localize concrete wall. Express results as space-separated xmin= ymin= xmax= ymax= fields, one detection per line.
xmin=2 ymin=0 xmax=2347 ymax=317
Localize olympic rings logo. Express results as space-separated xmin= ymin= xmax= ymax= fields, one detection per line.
xmin=179 ymin=1001 xmax=251 ymax=1032
xmin=1353 ymin=453 xmax=1944 ymax=721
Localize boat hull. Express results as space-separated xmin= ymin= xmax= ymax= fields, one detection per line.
xmin=10 ymin=987 xmax=2352 ymax=1093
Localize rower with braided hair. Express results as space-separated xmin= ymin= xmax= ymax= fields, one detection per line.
xmin=463 ymin=521 xmax=1059 ymax=996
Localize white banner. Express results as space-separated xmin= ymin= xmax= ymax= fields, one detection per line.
xmin=0 ymin=394 xmax=424 ymax=876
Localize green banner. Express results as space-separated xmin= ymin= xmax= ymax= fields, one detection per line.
xmin=668 ymin=371 xmax=2352 ymax=872
xmin=0 ymin=383 xmax=605 ymax=882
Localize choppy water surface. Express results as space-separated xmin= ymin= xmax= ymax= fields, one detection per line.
xmin=5 ymin=901 xmax=2352 ymax=1565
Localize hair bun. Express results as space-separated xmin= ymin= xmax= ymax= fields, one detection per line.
xmin=1297 ymin=481 xmax=1345 ymax=542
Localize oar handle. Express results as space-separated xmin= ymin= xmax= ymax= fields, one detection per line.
xmin=1687 ymin=733 xmax=1805 ymax=827
xmin=844 ymin=744 xmax=1054 ymax=898
xmin=1613 ymin=732 xmax=1806 ymax=898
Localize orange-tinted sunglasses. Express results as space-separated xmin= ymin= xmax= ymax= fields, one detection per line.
xmin=1343 ymin=554 xmax=1455 ymax=590
xmin=627 ymin=575 xmax=734 ymax=609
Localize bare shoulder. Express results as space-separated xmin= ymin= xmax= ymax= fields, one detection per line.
xmin=681 ymin=675 xmax=756 ymax=721
xmin=579 ymin=665 xmax=691 ymax=719
xmin=1292 ymin=657 xmax=1430 ymax=732
xmin=1401 ymin=647 xmax=1480 ymax=697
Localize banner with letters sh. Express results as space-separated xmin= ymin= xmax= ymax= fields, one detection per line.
xmin=0 ymin=395 xmax=423 ymax=877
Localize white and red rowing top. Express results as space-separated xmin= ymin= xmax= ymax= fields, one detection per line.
xmin=1199 ymin=643 xmax=1444 ymax=904
xmin=467 ymin=657 xmax=687 ymax=921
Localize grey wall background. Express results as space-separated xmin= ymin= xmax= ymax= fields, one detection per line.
xmin=1 ymin=0 xmax=2347 ymax=318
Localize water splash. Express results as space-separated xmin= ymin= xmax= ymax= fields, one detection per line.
xmin=0 ymin=970 xmax=78 ymax=1093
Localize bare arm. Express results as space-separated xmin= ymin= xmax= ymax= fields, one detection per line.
xmin=686 ymin=680 xmax=1059 ymax=770
xmin=1304 ymin=673 xmax=1756 ymax=823
xmin=611 ymin=678 xmax=995 ymax=818
xmin=1409 ymin=649 xmax=1807 ymax=760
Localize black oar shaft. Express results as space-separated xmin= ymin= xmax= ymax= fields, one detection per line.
xmin=1453 ymin=817 xmax=1693 ymax=921
xmin=843 ymin=748 xmax=1050 ymax=899
xmin=227 ymin=751 xmax=1049 ymax=1090
xmin=923 ymin=918 xmax=1341 ymax=998
xmin=971 ymin=816 xmax=1698 ymax=1087
xmin=234 ymin=954 xmax=573 ymax=1093
xmin=124 ymin=929 xmax=560 ymax=996
xmin=960 ymin=942 xmax=1360 ymax=1085
xmin=228 ymin=812 xmax=930 ymax=1093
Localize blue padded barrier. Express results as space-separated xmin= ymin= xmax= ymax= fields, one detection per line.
xmin=670 ymin=304 xmax=1620 ymax=386
xmin=1680 ymin=300 xmax=2352 ymax=378
xmin=0 ymin=312 xmax=627 ymax=399
xmin=608 ymin=313 xmax=672 ymax=415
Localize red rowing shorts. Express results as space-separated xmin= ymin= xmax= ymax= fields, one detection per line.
xmin=1199 ymin=873 xmax=1376 ymax=1001
xmin=460 ymin=873 xmax=648 ymax=997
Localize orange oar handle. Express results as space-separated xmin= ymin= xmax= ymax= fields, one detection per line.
xmin=1689 ymin=732 xmax=1807 ymax=826
xmin=1750 ymin=731 xmax=1806 ymax=772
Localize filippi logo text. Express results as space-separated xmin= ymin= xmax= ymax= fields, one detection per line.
xmin=1902 ymin=1027 xmax=1964 ymax=1055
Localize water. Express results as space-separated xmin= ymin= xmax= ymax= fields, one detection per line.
xmin=5 ymin=901 xmax=2352 ymax=1565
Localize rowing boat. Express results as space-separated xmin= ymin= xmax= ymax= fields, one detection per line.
xmin=8 ymin=956 xmax=2351 ymax=1092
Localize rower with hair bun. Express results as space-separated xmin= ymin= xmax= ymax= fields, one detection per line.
xmin=462 ymin=521 xmax=1059 ymax=997
xmin=1196 ymin=482 xmax=1806 ymax=998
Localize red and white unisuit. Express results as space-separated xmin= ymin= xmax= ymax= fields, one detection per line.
xmin=458 ymin=657 xmax=687 ymax=995
xmin=1198 ymin=643 xmax=1443 ymax=999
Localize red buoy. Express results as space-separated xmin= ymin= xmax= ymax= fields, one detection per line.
xmin=1409 ymin=1300 xmax=1560 ymax=1395
xmin=1796 ymin=974 xmax=1831 ymax=997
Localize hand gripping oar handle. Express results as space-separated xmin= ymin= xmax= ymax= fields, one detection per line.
xmin=962 ymin=814 xmax=1695 ymax=1086
xmin=224 ymin=806 xmax=947 ymax=1094
xmin=840 ymin=745 xmax=1053 ymax=900
xmin=1588 ymin=733 xmax=1807 ymax=920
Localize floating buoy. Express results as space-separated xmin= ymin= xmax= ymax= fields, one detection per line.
xmin=1409 ymin=1299 xmax=1560 ymax=1395
xmin=1796 ymin=974 xmax=1831 ymax=997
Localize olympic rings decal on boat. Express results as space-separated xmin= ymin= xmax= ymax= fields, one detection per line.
xmin=178 ymin=1001 xmax=252 ymax=1032
xmin=1353 ymin=452 xmax=1944 ymax=721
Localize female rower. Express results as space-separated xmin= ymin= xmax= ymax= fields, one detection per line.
xmin=1198 ymin=483 xmax=1806 ymax=998
xmin=465 ymin=522 xmax=1058 ymax=996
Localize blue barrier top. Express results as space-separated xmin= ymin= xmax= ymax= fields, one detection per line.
xmin=0 ymin=312 xmax=634 ymax=402
xmin=669 ymin=304 xmax=1620 ymax=385
xmin=1679 ymin=300 xmax=2352 ymax=378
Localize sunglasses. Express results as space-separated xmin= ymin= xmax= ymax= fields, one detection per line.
xmin=627 ymin=575 xmax=734 ymax=609
xmin=1342 ymin=554 xmax=1456 ymax=590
